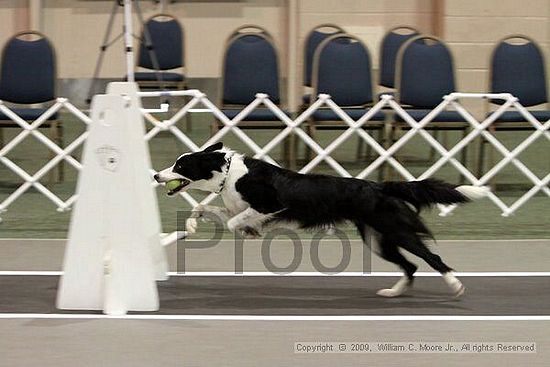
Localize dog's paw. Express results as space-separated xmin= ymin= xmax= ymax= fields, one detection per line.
xmin=185 ymin=218 xmax=198 ymax=234
xmin=376 ymin=276 xmax=411 ymax=298
xmin=321 ymin=224 xmax=336 ymax=235
xmin=226 ymin=218 xmax=238 ymax=233
xmin=190 ymin=204 xmax=204 ymax=218
xmin=376 ymin=288 xmax=403 ymax=298
xmin=453 ymin=283 xmax=466 ymax=298
xmin=443 ymin=272 xmax=465 ymax=297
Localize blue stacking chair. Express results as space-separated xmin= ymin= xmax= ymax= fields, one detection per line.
xmin=130 ymin=14 xmax=190 ymax=129
xmin=0 ymin=31 xmax=62 ymax=181
xmin=307 ymin=34 xmax=386 ymax=166
xmin=478 ymin=35 xmax=550 ymax=177
xmin=301 ymin=24 xmax=344 ymax=107
xmin=378 ymin=26 xmax=419 ymax=96
xmin=393 ymin=35 xmax=468 ymax=179
xmin=216 ymin=26 xmax=293 ymax=164
xmin=132 ymin=14 xmax=186 ymax=89
xmin=217 ymin=26 xmax=287 ymax=127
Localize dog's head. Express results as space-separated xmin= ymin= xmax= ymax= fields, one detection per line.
xmin=154 ymin=142 xmax=230 ymax=195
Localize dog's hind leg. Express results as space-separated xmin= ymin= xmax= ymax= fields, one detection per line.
xmin=399 ymin=237 xmax=465 ymax=297
xmin=226 ymin=207 xmax=272 ymax=234
xmin=377 ymin=246 xmax=418 ymax=297
xmin=354 ymin=224 xmax=417 ymax=297
xmin=375 ymin=234 xmax=418 ymax=298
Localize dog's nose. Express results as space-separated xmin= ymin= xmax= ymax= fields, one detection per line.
xmin=153 ymin=173 xmax=160 ymax=182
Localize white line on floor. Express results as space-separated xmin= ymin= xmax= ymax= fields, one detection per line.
xmin=174 ymin=271 xmax=550 ymax=277
xmin=0 ymin=314 xmax=549 ymax=321
xmin=0 ymin=238 xmax=549 ymax=243
xmin=1 ymin=271 xmax=550 ymax=277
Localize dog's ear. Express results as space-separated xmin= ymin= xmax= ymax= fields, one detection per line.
xmin=203 ymin=142 xmax=223 ymax=152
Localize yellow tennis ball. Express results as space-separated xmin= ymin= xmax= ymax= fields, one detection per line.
xmin=165 ymin=179 xmax=182 ymax=192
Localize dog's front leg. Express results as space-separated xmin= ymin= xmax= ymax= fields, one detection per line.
xmin=186 ymin=204 xmax=231 ymax=234
xmin=226 ymin=207 xmax=270 ymax=235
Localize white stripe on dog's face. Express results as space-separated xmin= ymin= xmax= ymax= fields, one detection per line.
xmin=156 ymin=164 xmax=186 ymax=182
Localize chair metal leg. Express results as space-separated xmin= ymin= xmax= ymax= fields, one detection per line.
xmin=185 ymin=113 xmax=192 ymax=132
xmin=282 ymin=138 xmax=288 ymax=168
xmin=384 ymin=124 xmax=398 ymax=181
xmin=381 ymin=121 xmax=393 ymax=181
xmin=45 ymin=121 xmax=64 ymax=184
xmin=183 ymin=84 xmax=192 ymax=133
xmin=210 ymin=119 xmax=220 ymax=137
xmin=356 ymin=127 xmax=378 ymax=162
xmin=376 ymin=127 xmax=384 ymax=182
xmin=459 ymin=127 xmax=467 ymax=184
xmin=282 ymin=133 xmax=296 ymax=169
xmin=356 ymin=137 xmax=365 ymax=161
xmin=305 ymin=121 xmax=316 ymax=162
xmin=476 ymin=137 xmax=486 ymax=178
xmin=389 ymin=125 xmax=403 ymax=181
xmin=429 ymin=129 xmax=439 ymax=161
xmin=184 ymin=94 xmax=192 ymax=133
xmin=488 ymin=125 xmax=497 ymax=191
xmin=289 ymin=130 xmax=297 ymax=171
xmin=47 ymin=123 xmax=55 ymax=185
xmin=365 ymin=140 xmax=372 ymax=161
xmin=56 ymin=121 xmax=64 ymax=182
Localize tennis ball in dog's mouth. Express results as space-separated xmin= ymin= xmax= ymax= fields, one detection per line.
xmin=165 ymin=179 xmax=183 ymax=192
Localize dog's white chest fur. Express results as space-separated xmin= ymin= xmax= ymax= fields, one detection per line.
xmin=219 ymin=156 xmax=249 ymax=216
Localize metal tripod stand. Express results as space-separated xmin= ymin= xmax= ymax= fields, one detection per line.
xmin=87 ymin=0 xmax=165 ymax=103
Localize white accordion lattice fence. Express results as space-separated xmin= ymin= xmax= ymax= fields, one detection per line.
xmin=0 ymin=90 xmax=549 ymax=222
xmin=0 ymin=98 xmax=90 ymax=214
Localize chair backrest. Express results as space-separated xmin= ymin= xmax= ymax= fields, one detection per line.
xmin=396 ymin=35 xmax=455 ymax=109
xmin=0 ymin=31 xmax=56 ymax=104
xmin=490 ymin=35 xmax=547 ymax=107
xmin=303 ymin=24 xmax=344 ymax=87
xmin=229 ymin=24 xmax=274 ymax=42
xmin=221 ymin=28 xmax=280 ymax=105
xmin=379 ymin=26 xmax=420 ymax=88
xmin=312 ymin=34 xmax=374 ymax=107
xmin=138 ymin=14 xmax=184 ymax=70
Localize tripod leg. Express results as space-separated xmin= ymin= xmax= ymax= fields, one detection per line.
xmin=86 ymin=0 xmax=120 ymax=103
xmin=122 ymin=0 xmax=136 ymax=82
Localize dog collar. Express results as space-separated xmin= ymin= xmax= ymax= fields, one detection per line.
xmin=215 ymin=153 xmax=233 ymax=194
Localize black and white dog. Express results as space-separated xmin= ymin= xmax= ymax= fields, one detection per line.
xmin=154 ymin=142 xmax=488 ymax=297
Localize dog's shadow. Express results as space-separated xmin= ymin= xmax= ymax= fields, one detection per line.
xmin=158 ymin=280 xmax=470 ymax=314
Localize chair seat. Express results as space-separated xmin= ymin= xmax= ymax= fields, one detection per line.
xmin=0 ymin=108 xmax=58 ymax=122
xmin=312 ymin=108 xmax=386 ymax=122
xmin=488 ymin=110 xmax=550 ymax=123
xmin=130 ymin=72 xmax=185 ymax=82
xmin=395 ymin=109 xmax=466 ymax=123
xmin=222 ymin=108 xmax=290 ymax=121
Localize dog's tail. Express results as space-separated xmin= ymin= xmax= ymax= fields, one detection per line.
xmin=380 ymin=179 xmax=489 ymax=212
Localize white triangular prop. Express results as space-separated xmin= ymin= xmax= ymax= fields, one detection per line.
xmin=57 ymin=82 xmax=167 ymax=315
xmin=106 ymin=82 xmax=168 ymax=280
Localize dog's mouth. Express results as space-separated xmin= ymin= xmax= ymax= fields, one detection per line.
xmin=167 ymin=179 xmax=191 ymax=196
